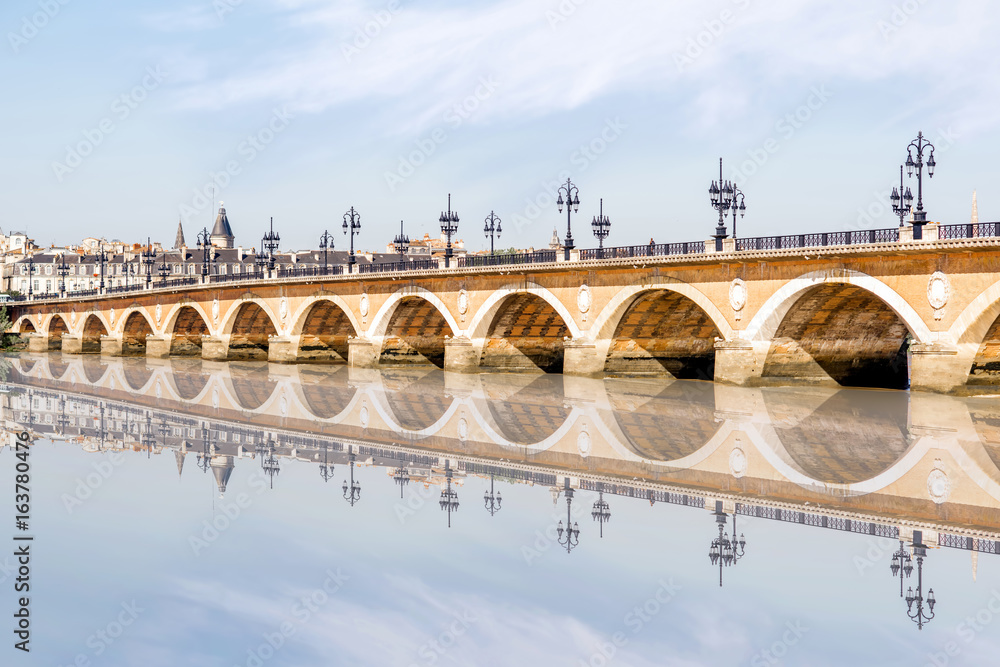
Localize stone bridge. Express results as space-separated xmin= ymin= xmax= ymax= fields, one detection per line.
xmin=10 ymin=233 xmax=1000 ymax=393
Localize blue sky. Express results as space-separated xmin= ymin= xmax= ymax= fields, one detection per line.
xmin=1 ymin=0 xmax=998 ymax=252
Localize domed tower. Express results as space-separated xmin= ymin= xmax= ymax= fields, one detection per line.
xmin=210 ymin=455 xmax=235 ymax=497
xmin=210 ymin=203 xmax=235 ymax=249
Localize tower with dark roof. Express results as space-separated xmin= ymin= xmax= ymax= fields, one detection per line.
xmin=210 ymin=203 xmax=235 ymax=249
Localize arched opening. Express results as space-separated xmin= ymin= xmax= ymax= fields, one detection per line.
xmin=121 ymin=312 xmax=154 ymax=356
xmin=604 ymin=290 xmax=721 ymax=379
xmin=381 ymin=369 xmax=450 ymax=430
xmin=761 ymin=284 xmax=910 ymax=389
xmin=228 ymin=363 xmax=276 ymax=410
xmin=81 ymin=356 xmax=108 ymax=383
xmin=228 ymin=303 xmax=276 ymax=361
xmin=480 ymin=294 xmax=569 ymax=373
xmin=299 ymin=367 xmax=356 ymax=418
xmin=122 ymin=358 xmax=153 ymax=391
xmin=18 ymin=319 xmax=36 ymax=334
xmin=171 ymin=307 xmax=210 ymax=357
xmin=481 ymin=374 xmax=570 ymax=445
xmin=606 ymin=379 xmax=719 ymax=460
xmin=48 ymin=315 xmax=69 ymax=350
xmin=169 ymin=358 xmax=209 ymax=400
xmin=968 ymin=311 xmax=1000 ymax=387
xmin=380 ymin=297 xmax=453 ymax=367
xmin=298 ymin=300 xmax=355 ymax=363
xmin=81 ymin=315 xmax=107 ymax=354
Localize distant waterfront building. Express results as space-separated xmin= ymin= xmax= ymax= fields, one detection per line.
xmin=384 ymin=231 xmax=466 ymax=258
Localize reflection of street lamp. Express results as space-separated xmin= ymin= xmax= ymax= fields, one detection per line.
xmin=890 ymin=539 xmax=914 ymax=598
xmin=342 ymin=446 xmax=361 ymax=506
xmin=483 ymin=474 xmax=502 ymax=516
xmin=707 ymin=501 xmax=746 ymax=587
xmin=905 ymin=531 xmax=936 ymax=630
xmin=263 ymin=450 xmax=280 ymax=489
xmin=439 ymin=461 xmax=459 ymax=527
xmin=393 ymin=465 xmax=410 ymax=498
xmin=556 ymin=478 xmax=580 ymax=553
xmin=197 ymin=425 xmax=213 ymax=473
xmin=319 ymin=443 xmax=334 ymax=483
xmin=591 ymin=487 xmax=611 ymax=538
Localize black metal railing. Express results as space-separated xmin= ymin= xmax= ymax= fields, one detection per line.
xmin=580 ymin=241 xmax=703 ymax=260
xmin=358 ymin=259 xmax=439 ymax=274
xmin=938 ymin=533 xmax=1000 ymax=554
xmin=105 ymin=284 xmax=146 ymax=294
xmin=736 ymin=228 xmax=900 ymax=251
xmin=208 ymin=271 xmax=265 ymax=284
xmin=938 ymin=222 xmax=1000 ymax=240
xmin=275 ymin=265 xmax=345 ymax=279
xmin=458 ymin=250 xmax=558 ymax=268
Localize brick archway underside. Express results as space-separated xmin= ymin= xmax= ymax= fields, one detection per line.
xmin=229 ymin=303 xmax=276 ymax=361
xmin=481 ymin=294 xmax=569 ymax=373
xmin=300 ymin=301 xmax=355 ymax=363
xmin=172 ymin=307 xmax=209 ymax=356
xmin=381 ymin=298 xmax=452 ymax=368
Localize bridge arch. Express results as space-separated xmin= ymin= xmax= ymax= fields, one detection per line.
xmin=15 ymin=317 xmax=36 ymax=334
xmin=221 ymin=299 xmax=279 ymax=361
xmin=46 ymin=314 xmax=70 ymax=350
xmin=165 ymin=304 xmax=211 ymax=356
xmin=745 ymin=270 xmax=929 ymax=389
xmin=590 ymin=281 xmax=731 ymax=379
xmin=120 ymin=311 xmax=155 ymax=356
xmin=369 ymin=288 xmax=459 ymax=368
xmin=289 ymin=296 xmax=360 ymax=363
xmin=81 ymin=313 xmax=109 ymax=354
xmin=948 ymin=279 xmax=1000 ymax=387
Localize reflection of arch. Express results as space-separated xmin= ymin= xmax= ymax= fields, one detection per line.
xmin=170 ymin=306 xmax=210 ymax=356
xmin=168 ymin=358 xmax=210 ymax=401
xmin=227 ymin=363 xmax=277 ymax=410
xmin=603 ymin=290 xmax=722 ymax=379
xmin=759 ymin=283 xmax=911 ymax=389
xmin=81 ymin=355 xmax=108 ymax=383
xmin=121 ymin=311 xmax=154 ymax=356
xmin=121 ymin=358 xmax=154 ymax=392
xmin=294 ymin=299 xmax=357 ymax=363
xmin=296 ymin=367 xmax=358 ymax=418
xmin=81 ymin=314 xmax=108 ymax=354
xmin=609 ymin=380 xmax=719 ymax=459
xmin=47 ymin=358 xmax=70 ymax=380
xmin=481 ymin=375 xmax=570 ymax=444
xmin=226 ymin=302 xmax=277 ymax=361
xmin=378 ymin=297 xmax=456 ymax=368
xmin=48 ymin=315 xmax=69 ymax=350
xmin=379 ymin=371 xmax=451 ymax=429
xmin=479 ymin=293 xmax=570 ymax=373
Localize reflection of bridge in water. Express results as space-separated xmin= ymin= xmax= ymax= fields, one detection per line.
xmin=7 ymin=352 xmax=1000 ymax=562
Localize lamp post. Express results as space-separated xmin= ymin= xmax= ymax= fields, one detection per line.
xmin=196 ymin=228 xmax=212 ymax=277
xmin=263 ymin=217 xmax=280 ymax=272
xmin=343 ymin=207 xmax=361 ymax=269
xmin=57 ymin=254 xmax=69 ymax=297
xmin=318 ymin=443 xmax=334 ymax=483
xmin=483 ymin=474 xmax=502 ymax=516
xmin=393 ymin=221 xmax=409 ymax=261
xmin=890 ymin=165 xmax=915 ymax=228
xmin=254 ymin=246 xmax=268 ymax=277
xmin=591 ymin=487 xmax=611 ymax=538
xmin=556 ymin=178 xmax=580 ymax=261
xmin=591 ymin=199 xmax=611 ymax=259
xmin=890 ymin=539 xmax=914 ymax=598
xmin=905 ymin=131 xmax=937 ymax=239
xmin=141 ymin=413 xmax=157 ymax=459
xmin=263 ymin=449 xmax=280 ymax=489
xmin=729 ymin=186 xmax=746 ymax=239
xmin=556 ymin=478 xmax=580 ymax=553
xmin=439 ymin=195 xmax=459 ymax=268
xmin=197 ymin=425 xmax=213 ymax=473
xmin=709 ymin=158 xmax=735 ymax=251
xmin=342 ymin=445 xmax=361 ymax=506
xmin=319 ymin=230 xmax=334 ymax=274
xmin=95 ymin=249 xmax=108 ymax=294
xmin=141 ymin=238 xmax=156 ymax=288
xmin=483 ymin=211 xmax=501 ymax=256
xmin=707 ymin=501 xmax=746 ymax=587
xmin=439 ymin=461 xmax=459 ymax=528
xmin=393 ymin=465 xmax=410 ymax=498
xmin=25 ymin=255 xmax=36 ymax=299
xmin=905 ymin=531 xmax=936 ymax=630
xmin=157 ymin=252 xmax=171 ymax=285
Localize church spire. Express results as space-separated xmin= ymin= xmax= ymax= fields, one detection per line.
xmin=175 ymin=449 xmax=186 ymax=478
xmin=174 ymin=220 xmax=186 ymax=249
xmin=971 ymin=190 xmax=979 ymax=225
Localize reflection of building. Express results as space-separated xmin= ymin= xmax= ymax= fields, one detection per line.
xmin=211 ymin=455 xmax=235 ymax=496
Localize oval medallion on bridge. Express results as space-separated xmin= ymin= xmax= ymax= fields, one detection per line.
xmin=729 ymin=278 xmax=747 ymax=313
xmin=577 ymin=430 xmax=591 ymax=458
xmin=70 ymin=310 xmax=77 ymax=326
xmin=577 ymin=285 xmax=591 ymax=314
xmin=359 ymin=404 xmax=370 ymax=429
xmin=927 ymin=466 xmax=951 ymax=505
xmin=360 ymin=293 xmax=370 ymax=318
xmin=729 ymin=447 xmax=747 ymax=479
xmin=155 ymin=304 xmax=162 ymax=326
xmin=212 ymin=298 xmax=220 ymax=325
xmin=212 ymin=387 xmax=220 ymax=409
xmin=927 ymin=271 xmax=950 ymax=311
xmin=458 ymin=417 xmax=469 ymax=442
xmin=110 ymin=308 xmax=116 ymax=326
xmin=279 ymin=297 xmax=289 ymax=325
xmin=457 ymin=289 xmax=469 ymax=316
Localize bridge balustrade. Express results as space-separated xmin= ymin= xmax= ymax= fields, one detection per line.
xmin=458 ymin=250 xmax=558 ymax=267
xmin=358 ymin=259 xmax=439 ymax=273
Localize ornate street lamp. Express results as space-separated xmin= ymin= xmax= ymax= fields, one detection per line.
xmin=57 ymin=254 xmax=70 ymax=297
xmin=439 ymin=461 xmax=460 ymax=528
xmin=95 ymin=249 xmax=108 ymax=293
xmin=24 ymin=255 xmax=36 ymax=299
xmin=343 ymin=207 xmax=361 ymax=268
xmin=890 ymin=165 xmax=915 ymax=228
xmin=591 ymin=487 xmax=611 ymax=538
xmin=141 ymin=238 xmax=156 ymax=287
xmin=393 ymin=221 xmax=409 ymax=261
xmin=141 ymin=413 xmax=157 ymax=458
xmin=263 ymin=217 xmax=280 ymax=271
xmin=263 ymin=450 xmax=280 ymax=489
xmin=890 ymin=539 xmax=914 ymax=598
xmin=158 ymin=252 xmax=172 ymax=284
xmin=591 ymin=199 xmax=611 ymax=259
xmin=483 ymin=211 xmax=501 ymax=256
xmin=197 ymin=425 xmax=213 ymax=473
xmin=393 ymin=465 xmax=410 ymax=498
xmin=905 ymin=531 xmax=936 ymax=630
xmin=905 ymin=131 xmax=937 ymax=238
xmin=707 ymin=501 xmax=746 ymax=587
xmin=319 ymin=230 xmax=334 ymax=274
xmin=556 ymin=179 xmax=580 ymax=261
xmin=254 ymin=246 xmax=268 ymax=276
xmin=709 ymin=158 xmax=736 ymax=250
xmin=483 ymin=473 xmax=502 ymax=516
xmin=196 ymin=228 xmax=213 ymax=277
xmin=254 ymin=433 xmax=275 ymax=469
xmin=730 ymin=186 xmax=746 ymax=239
xmin=439 ymin=194 xmax=460 ymax=268
xmin=342 ymin=445 xmax=361 ymax=506
xmin=318 ymin=443 xmax=334 ymax=483
xmin=556 ymin=478 xmax=580 ymax=553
